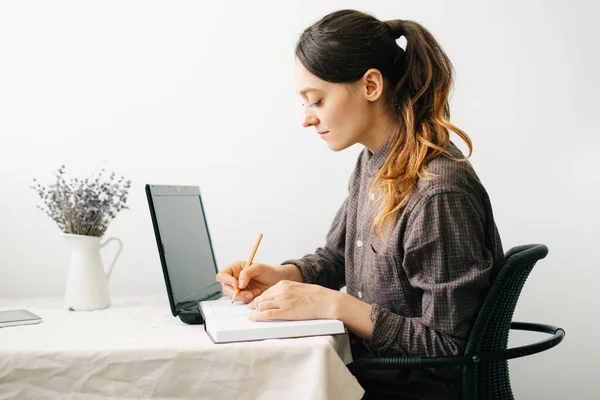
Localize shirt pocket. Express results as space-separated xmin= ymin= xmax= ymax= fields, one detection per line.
xmin=366 ymin=251 xmax=413 ymax=317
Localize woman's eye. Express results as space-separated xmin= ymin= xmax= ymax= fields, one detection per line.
xmin=301 ymin=100 xmax=322 ymax=107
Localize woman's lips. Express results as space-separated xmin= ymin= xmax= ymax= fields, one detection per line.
xmin=317 ymin=131 xmax=329 ymax=135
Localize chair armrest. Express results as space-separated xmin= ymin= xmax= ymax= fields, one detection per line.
xmin=346 ymin=322 xmax=565 ymax=376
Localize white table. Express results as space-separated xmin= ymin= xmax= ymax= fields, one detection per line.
xmin=0 ymin=296 xmax=365 ymax=400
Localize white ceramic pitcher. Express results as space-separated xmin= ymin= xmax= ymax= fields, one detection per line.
xmin=63 ymin=233 xmax=123 ymax=311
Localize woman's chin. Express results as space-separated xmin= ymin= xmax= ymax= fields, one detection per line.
xmin=326 ymin=139 xmax=353 ymax=152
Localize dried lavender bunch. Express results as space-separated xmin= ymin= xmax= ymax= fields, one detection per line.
xmin=31 ymin=165 xmax=132 ymax=237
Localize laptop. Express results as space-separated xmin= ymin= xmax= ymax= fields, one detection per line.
xmin=145 ymin=184 xmax=226 ymax=325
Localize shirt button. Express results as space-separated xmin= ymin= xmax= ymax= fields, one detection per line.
xmin=356 ymin=240 xmax=363 ymax=248
xmin=369 ymin=192 xmax=375 ymax=201
xmin=358 ymin=291 xmax=363 ymax=299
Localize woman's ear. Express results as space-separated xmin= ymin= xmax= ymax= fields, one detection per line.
xmin=361 ymin=68 xmax=385 ymax=102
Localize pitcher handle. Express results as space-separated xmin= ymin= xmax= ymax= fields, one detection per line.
xmin=100 ymin=237 xmax=123 ymax=281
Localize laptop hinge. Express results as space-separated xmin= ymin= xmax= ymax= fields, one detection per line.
xmin=177 ymin=291 xmax=221 ymax=312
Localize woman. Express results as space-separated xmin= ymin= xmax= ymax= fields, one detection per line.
xmin=216 ymin=9 xmax=504 ymax=399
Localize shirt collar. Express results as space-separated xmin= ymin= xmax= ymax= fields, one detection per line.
xmin=367 ymin=136 xmax=394 ymax=175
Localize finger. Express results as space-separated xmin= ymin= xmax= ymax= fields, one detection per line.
xmin=222 ymin=284 xmax=235 ymax=299
xmin=256 ymin=300 xmax=279 ymax=313
xmin=225 ymin=287 xmax=249 ymax=302
xmin=249 ymin=290 xmax=276 ymax=309
xmin=216 ymin=272 xmax=238 ymax=289
xmin=249 ymin=308 xmax=285 ymax=322
xmin=217 ymin=261 xmax=245 ymax=281
xmin=238 ymin=263 xmax=263 ymax=289
xmin=223 ymin=285 xmax=261 ymax=302
xmin=230 ymin=262 xmax=245 ymax=278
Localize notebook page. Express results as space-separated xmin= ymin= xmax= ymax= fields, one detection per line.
xmin=199 ymin=299 xmax=253 ymax=320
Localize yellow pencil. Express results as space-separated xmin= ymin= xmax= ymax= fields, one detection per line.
xmin=231 ymin=233 xmax=263 ymax=303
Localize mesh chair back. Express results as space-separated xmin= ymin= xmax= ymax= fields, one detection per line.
xmin=460 ymin=244 xmax=549 ymax=400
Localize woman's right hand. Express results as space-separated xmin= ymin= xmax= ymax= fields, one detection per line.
xmin=216 ymin=262 xmax=282 ymax=303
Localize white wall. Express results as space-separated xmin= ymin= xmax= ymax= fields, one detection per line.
xmin=0 ymin=0 xmax=597 ymax=398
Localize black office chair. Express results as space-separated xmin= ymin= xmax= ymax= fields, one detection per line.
xmin=347 ymin=244 xmax=565 ymax=400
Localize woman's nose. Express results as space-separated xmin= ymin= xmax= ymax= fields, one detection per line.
xmin=302 ymin=114 xmax=318 ymax=128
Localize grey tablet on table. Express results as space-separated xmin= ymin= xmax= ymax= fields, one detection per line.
xmin=0 ymin=309 xmax=42 ymax=328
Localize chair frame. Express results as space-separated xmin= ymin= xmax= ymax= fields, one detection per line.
xmin=346 ymin=244 xmax=565 ymax=399
xmin=347 ymin=322 xmax=564 ymax=372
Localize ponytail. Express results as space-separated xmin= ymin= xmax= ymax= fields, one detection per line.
xmin=371 ymin=19 xmax=473 ymax=239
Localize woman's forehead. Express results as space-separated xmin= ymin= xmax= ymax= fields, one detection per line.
xmin=294 ymin=60 xmax=361 ymax=97
xmin=295 ymin=64 xmax=323 ymax=90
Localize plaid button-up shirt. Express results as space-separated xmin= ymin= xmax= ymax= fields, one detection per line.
xmin=283 ymin=139 xmax=504 ymax=399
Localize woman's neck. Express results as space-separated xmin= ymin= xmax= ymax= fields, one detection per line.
xmin=361 ymin=113 xmax=397 ymax=154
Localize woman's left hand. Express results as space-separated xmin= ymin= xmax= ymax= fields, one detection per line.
xmin=248 ymin=280 xmax=340 ymax=322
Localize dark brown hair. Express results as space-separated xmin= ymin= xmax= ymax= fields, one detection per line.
xmin=296 ymin=9 xmax=472 ymax=239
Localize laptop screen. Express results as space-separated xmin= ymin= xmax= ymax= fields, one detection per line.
xmin=146 ymin=185 xmax=222 ymax=314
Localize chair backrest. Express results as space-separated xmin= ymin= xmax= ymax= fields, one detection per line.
xmin=460 ymin=244 xmax=549 ymax=400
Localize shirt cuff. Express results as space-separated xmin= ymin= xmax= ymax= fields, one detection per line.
xmin=280 ymin=258 xmax=318 ymax=284
xmin=363 ymin=303 xmax=405 ymax=356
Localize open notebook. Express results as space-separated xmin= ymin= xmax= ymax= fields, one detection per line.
xmin=199 ymin=298 xmax=346 ymax=343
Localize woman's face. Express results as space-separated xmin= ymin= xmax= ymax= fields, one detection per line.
xmin=294 ymin=59 xmax=383 ymax=152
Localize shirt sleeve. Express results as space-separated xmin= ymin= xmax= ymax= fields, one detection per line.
xmin=365 ymin=190 xmax=496 ymax=357
xmin=280 ymin=195 xmax=347 ymax=290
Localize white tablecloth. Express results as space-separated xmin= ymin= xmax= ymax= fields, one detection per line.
xmin=0 ymin=296 xmax=364 ymax=400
